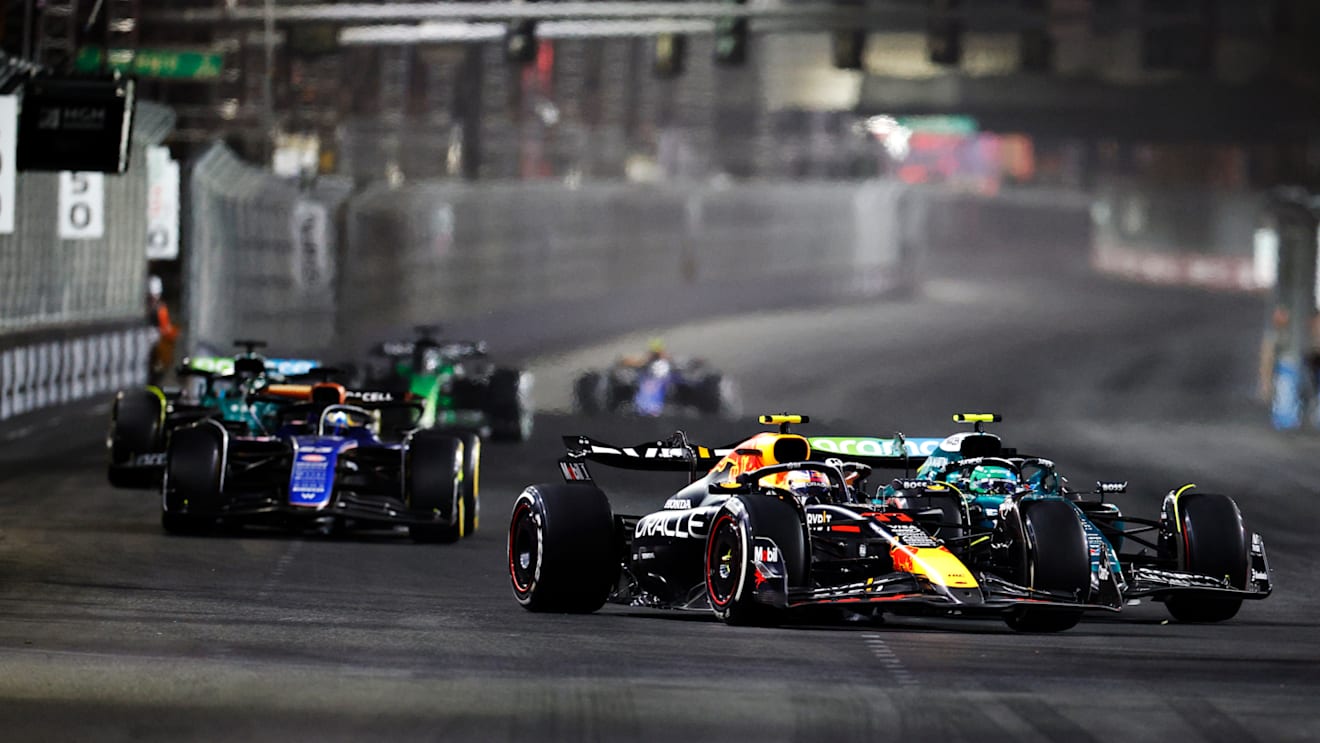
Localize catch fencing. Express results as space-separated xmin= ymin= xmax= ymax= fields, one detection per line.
xmin=187 ymin=149 xmax=919 ymax=360
xmin=187 ymin=143 xmax=354 ymax=356
xmin=0 ymin=102 xmax=175 ymax=422
xmin=337 ymin=179 xmax=913 ymax=354
xmin=0 ymin=102 xmax=175 ymax=333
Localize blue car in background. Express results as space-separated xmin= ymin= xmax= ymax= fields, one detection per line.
xmin=162 ymin=381 xmax=480 ymax=542
xmin=574 ymin=350 xmax=740 ymax=419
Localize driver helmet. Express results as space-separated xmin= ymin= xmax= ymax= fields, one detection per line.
xmin=327 ymin=409 xmax=350 ymax=436
xmin=646 ymin=337 xmax=668 ymax=364
xmin=179 ymin=376 xmax=203 ymax=405
xmin=968 ymin=465 xmax=1019 ymax=495
xmin=233 ymin=355 xmax=266 ymax=383
xmin=780 ymin=469 xmax=833 ymax=504
xmin=417 ymin=346 xmax=442 ymax=373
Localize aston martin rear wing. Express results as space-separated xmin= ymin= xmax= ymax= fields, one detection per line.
xmin=557 ymin=432 xmax=946 ymax=483
xmin=805 ymin=436 xmax=943 ymax=471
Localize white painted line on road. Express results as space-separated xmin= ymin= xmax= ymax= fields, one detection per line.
xmin=255 ymin=541 xmax=304 ymax=602
xmin=861 ymin=632 xmax=918 ymax=688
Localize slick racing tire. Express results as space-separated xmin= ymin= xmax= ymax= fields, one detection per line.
xmin=456 ymin=431 xmax=481 ymax=536
xmin=161 ymin=425 xmax=223 ymax=536
xmin=1003 ymin=499 xmax=1090 ymax=633
xmin=1165 ymin=493 xmax=1248 ymax=623
xmin=705 ymin=494 xmax=809 ymax=627
xmin=108 ymin=390 xmax=163 ymax=481
xmin=449 ymin=377 xmax=487 ymax=412
xmin=573 ymin=372 xmax=607 ymax=416
xmin=509 ymin=483 xmax=617 ymax=612
xmin=407 ymin=433 xmax=466 ymax=543
xmin=488 ymin=368 xmax=533 ymax=442
xmin=693 ymin=374 xmax=741 ymax=418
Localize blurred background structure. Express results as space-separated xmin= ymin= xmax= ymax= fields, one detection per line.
xmin=2 ymin=0 xmax=1320 ymax=424
xmin=36 ymin=0 xmax=1309 ymax=186
xmin=4 ymin=6 xmax=1320 ymax=737
xmin=0 ymin=0 xmax=1310 ymax=181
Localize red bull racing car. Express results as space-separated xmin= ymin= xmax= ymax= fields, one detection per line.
xmin=508 ymin=414 xmax=1121 ymax=631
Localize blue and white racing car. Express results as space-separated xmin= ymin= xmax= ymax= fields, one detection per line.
xmin=161 ymin=382 xmax=479 ymax=542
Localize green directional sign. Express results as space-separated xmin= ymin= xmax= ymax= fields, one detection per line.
xmin=74 ymin=47 xmax=224 ymax=81
xmin=896 ymin=115 xmax=978 ymax=135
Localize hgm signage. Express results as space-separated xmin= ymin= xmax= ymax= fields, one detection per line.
xmin=18 ymin=76 xmax=135 ymax=174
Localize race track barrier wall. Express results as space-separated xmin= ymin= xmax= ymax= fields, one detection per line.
xmin=1090 ymin=181 xmax=1264 ymax=292
xmin=0 ymin=102 xmax=175 ymax=423
xmin=0 ymin=325 xmax=155 ymax=421
xmin=335 ymin=179 xmax=915 ymax=356
xmin=187 ymin=144 xmax=1094 ymax=363
xmin=187 ymin=151 xmax=920 ymax=359
xmin=1258 ymin=191 xmax=1320 ymax=431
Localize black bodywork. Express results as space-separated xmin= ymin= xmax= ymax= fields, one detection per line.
xmin=106 ymin=363 xmax=261 ymax=489
xmin=162 ymin=393 xmax=478 ymax=540
xmin=510 ymin=425 xmax=1121 ymax=631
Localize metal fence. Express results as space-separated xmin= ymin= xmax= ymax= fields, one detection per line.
xmin=0 ymin=101 xmax=175 ymax=334
xmin=0 ymin=101 xmax=175 ymax=422
xmin=337 ymin=179 xmax=912 ymax=355
xmin=187 ymin=145 xmax=1102 ymax=364
xmin=187 ymin=157 xmax=916 ymax=359
xmin=187 ymin=143 xmax=354 ymax=356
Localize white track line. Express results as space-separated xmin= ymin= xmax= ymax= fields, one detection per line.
xmin=861 ymin=632 xmax=918 ymax=688
xmin=254 ymin=541 xmax=304 ymax=603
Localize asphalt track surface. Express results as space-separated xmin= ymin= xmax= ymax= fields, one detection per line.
xmin=2 ymin=268 xmax=1318 ymax=742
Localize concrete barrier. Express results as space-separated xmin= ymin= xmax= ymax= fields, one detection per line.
xmin=0 ymin=326 xmax=155 ymax=422
xmin=1091 ymin=181 xmax=1263 ymax=292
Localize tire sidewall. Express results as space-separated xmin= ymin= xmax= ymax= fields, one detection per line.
xmin=705 ymin=508 xmax=752 ymax=620
xmin=705 ymin=495 xmax=808 ymax=623
xmin=1178 ymin=493 xmax=1248 ymax=588
xmin=507 ymin=483 xmax=616 ymax=612
xmin=407 ymin=433 xmax=464 ymax=535
xmin=1012 ymin=499 xmax=1090 ymax=596
xmin=458 ymin=432 xmax=481 ymax=535
xmin=163 ymin=425 xmax=223 ymax=515
xmin=110 ymin=390 xmax=163 ymax=464
xmin=509 ymin=490 xmax=546 ymax=607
